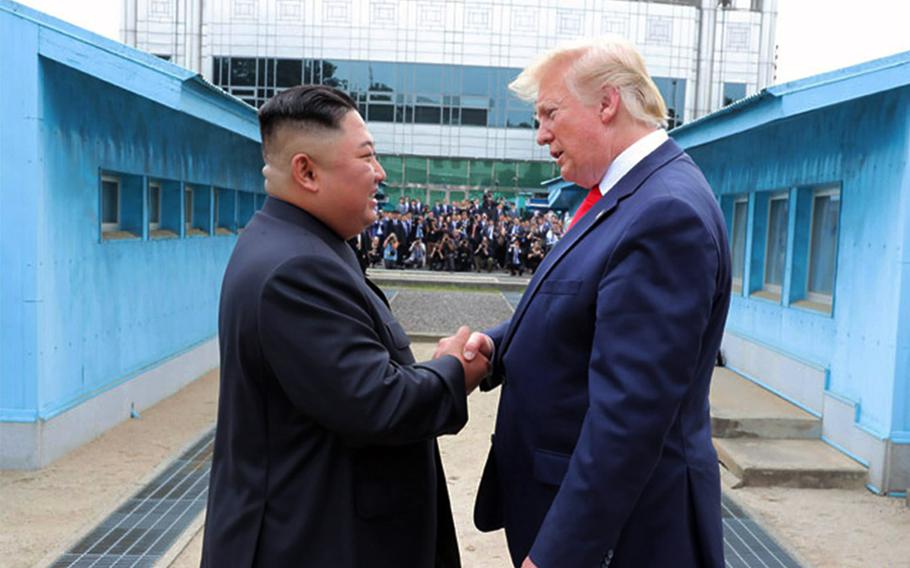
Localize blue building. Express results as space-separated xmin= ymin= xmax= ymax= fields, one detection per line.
xmin=0 ymin=0 xmax=262 ymax=468
xmin=671 ymin=51 xmax=910 ymax=494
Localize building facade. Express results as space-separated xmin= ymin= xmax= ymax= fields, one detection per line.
xmin=0 ymin=0 xmax=263 ymax=468
xmin=123 ymin=0 xmax=778 ymax=202
xmin=671 ymin=51 xmax=910 ymax=495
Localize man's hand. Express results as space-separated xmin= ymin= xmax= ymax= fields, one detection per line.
xmin=433 ymin=326 xmax=491 ymax=394
xmin=521 ymin=557 xmax=538 ymax=568
xmin=462 ymin=331 xmax=494 ymax=363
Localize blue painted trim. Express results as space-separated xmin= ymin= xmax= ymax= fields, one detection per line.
xmin=724 ymin=329 xmax=827 ymax=371
xmin=820 ymin=435 xmax=871 ymax=467
xmin=723 ymin=363 xmax=822 ymax=418
xmin=1 ymin=0 xmax=258 ymax=141
xmin=0 ymin=409 xmax=40 ymax=422
xmin=672 ymin=49 xmax=910 ymax=148
xmin=863 ymin=483 xmax=905 ymax=498
xmin=855 ymin=421 xmax=889 ymax=442
xmin=890 ymin=432 xmax=910 ymax=444
xmin=33 ymin=335 xmax=216 ymax=421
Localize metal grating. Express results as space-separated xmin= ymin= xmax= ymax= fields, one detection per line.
xmin=723 ymin=494 xmax=803 ymax=568
xmin=51 ymin=430 xmax=215 ymax=568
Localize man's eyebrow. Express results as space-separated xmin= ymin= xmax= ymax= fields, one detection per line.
xmin=359 ymin=140 xmax=375 ymax=149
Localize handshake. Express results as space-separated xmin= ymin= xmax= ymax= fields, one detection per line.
xmin=432 ymin=326 xmax=494 ymax=394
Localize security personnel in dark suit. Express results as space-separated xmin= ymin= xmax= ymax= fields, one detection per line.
xmin=201 ymin=85 xmax=490 ymax=568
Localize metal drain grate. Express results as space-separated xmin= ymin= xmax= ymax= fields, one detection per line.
xmin=51 ymin=429 xmax=215 ymax=568
xmin=723 ymin=494 xmax=803 ymax=568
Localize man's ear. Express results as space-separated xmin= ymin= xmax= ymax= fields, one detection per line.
xmin=599 ymin=86 xmax=620 ymax=125
xmin=290 ymin=153 xmax=319 ymax=193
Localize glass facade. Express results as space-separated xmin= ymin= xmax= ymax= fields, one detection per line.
xmin=213 ymin=57 xmax=535 ymax=129
xmin=214 ymin=56 xmax=685 ymax=131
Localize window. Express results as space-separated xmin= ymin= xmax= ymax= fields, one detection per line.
xmin=101 ymin=176 xmax=120 ymax=232
xmin=652 ymin=77 xmax=686 ymax=128
xmin=238 ymin=191 xmax=256 ymax=229
xmin=723 ymin=82 xmax=747 ymax=107
xmin=100 ymin=172 xmax=142 ymax=240
xmin=730 ymin=197 xmax=748 ymax=293
xmin=148 ymin=181 xmax=161 ymax=230
xmin=763 ymin=193 xmax=789 ymax=296
xmin=184 ymin=185 xmax=194 ymax=233
xmin=211 ymin=57 xmax=533 ymax=128
xmin=215 ymin=188 xmax=237 ymax=234
xmin=807 ymin=187 xmax=840 ymax=303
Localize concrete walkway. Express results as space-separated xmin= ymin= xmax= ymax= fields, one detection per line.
xmin=3 ymin=282 xmax=910 ymax=567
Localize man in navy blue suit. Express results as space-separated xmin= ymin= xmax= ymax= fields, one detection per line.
xmin=455 ymin=37 xmax=731 ymax=567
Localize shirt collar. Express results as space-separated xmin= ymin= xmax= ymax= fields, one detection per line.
xmin=597 ymin=128 xmax=669 ymax=195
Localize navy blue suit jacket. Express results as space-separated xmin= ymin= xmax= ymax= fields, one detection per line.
xmin=474 ymin=139 xmax=731 ymax=567
xmin=202 ymin=198 xmax=466 ymax=567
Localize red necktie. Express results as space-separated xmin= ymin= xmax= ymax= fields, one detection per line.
xmin=568 ymin=185 xmax=601 ymax=232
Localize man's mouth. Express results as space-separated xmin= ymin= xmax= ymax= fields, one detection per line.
xmin=551 ymin=150 xmax=564 ymax=162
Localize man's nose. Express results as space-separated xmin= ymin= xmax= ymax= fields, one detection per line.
xmin=536 ymin=125 xmax=552 ymax=146
xmin=375 ymin=160 xmax=387 ymax=182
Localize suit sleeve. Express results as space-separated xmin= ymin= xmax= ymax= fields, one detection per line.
xmin=258 ymin=255 xmax=468 ymax=446
xmin=479 ymin=319 xmax=510 ymax=391
xmin=529 ymin=196 xmax=720 ymax=567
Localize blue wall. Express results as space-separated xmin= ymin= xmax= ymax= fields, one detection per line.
xmin=682 ymin=87 xmax=910 ymax=438
xmin=0 ymin=4 xmax=263 ymax=422
xmin=0 ymin=11 xmax=41 ymax=420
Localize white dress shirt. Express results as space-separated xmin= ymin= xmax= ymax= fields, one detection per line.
xmin=597 ymin=128 xmax=669 ymax=195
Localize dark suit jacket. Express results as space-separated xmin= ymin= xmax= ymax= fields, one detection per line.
xmin=474 ymin=139 xmax=731 ymax=568
xmin=202 ymin=197 xmax=466 ymax=568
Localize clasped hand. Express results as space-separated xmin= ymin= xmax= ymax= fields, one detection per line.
xmin=432 ymin=326 xmax=494 ymax=394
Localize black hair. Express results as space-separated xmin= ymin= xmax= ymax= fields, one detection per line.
xmin=258 ymin=85 xmax=357 ymax=147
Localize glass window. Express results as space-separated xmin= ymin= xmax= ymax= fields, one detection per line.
xmin=369 ymin=103 xmax=395 ymax=122
xmin=731 ymin=197 xmax=748 ymax=292
xmin=276 ymin=59 xmax=302 ymax=87
xmin=101 ymin=177 xmax=119 ymax=228
xmin=415 ymin=106 xmax=441 ymax=124
xmin=462 ymin=67 xmax=491 ymax=96
xmin=764 ymin=194 xmax=789 ymax=291
xmin=185 ymin=186 xmax=194 ymax=232
xmin=230 ymin=58 xmax=256 ymax=86
xmin=461 ymin=108 xmax=487 ymax=126
xmin=149 ymin=181 xmax=161 ymax=229
xmin=807 ymin=188 xmax=840 ymax=300
xmin=369 ymin=62 xmax=396 ymax=92
xmin=723 ymin=82 xmax=747 ymax=107
xmin=413 ymin=64 xmax=443 ymax=94
xmin=652 ymin=77 xmax=686 ymax=127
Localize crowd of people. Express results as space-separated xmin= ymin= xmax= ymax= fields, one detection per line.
xmin=349 ymin=192 xmax=566 ymax=276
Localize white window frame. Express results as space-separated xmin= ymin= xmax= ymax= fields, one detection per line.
xmin=763 ymin=192 xmax=789 ymax=295
xmin=101 ymin=175 xmax=121 ymax=232
xmin=806 ymin=186 xmax=840 ymax=305
xmin=185 ymin=185 xmax=194 ymax=232
xmin=149 ymin=181 xmax=162 ymax=231
xmin=730 ymin=196 xmax=748 ymax=293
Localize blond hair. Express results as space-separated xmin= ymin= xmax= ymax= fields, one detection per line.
xmin=509 ymin=36 xmax=668 ymax=129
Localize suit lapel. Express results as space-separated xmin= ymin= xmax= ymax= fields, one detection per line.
xmin=498 ymin=139 xmax=685 ymax=359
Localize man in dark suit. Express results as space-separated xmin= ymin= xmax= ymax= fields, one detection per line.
xmin=201 ymin=85 xmax=490 ymax=568
xmin=457 ymin=37 xmax=731 ymax=567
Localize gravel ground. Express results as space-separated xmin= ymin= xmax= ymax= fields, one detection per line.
xmin=389 ymin=289 xmax=515 ymax=335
